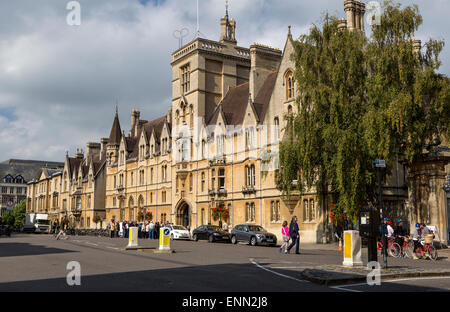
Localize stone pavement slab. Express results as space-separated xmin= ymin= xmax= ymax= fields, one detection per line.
xmin=301 ymin=264 xmax=450 ymax=286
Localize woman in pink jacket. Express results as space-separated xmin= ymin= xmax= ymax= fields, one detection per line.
xmin=280 ymin=221 xmax=290 ymax=254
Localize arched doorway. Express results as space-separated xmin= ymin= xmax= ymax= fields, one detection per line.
xmin=119 ymin=198 xmax=125 ymax=221
xmin=138 ymin=195 xmax=144 ymax=221
xmin=176 ymin=201 xmax=190 ymax=228
xmin=128 ymin=196 xmax=134 ymax=221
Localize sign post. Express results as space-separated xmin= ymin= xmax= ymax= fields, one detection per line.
xmin=374 ymin=159 xmax=387 ymax=269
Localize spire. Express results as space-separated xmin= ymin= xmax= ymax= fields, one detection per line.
xmin=108 ymin=110 xmax=122 ymax=144
xmin=220 ymin=0 xmax=236 ymax=44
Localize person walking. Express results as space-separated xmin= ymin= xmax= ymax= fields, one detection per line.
xmin=150 ymin=220 xmax=155 ymax=239
xmin=155 ymin=222 xmax=160 ymax=240
xmin=115 ymin=221 xmax=119 ymax=238
xmin=108 ymin=219 xmax=115 ymax=238
xmin=280 ymin=221 xmax=290 ymax=254
xmin=287 ymin=216 xmax=300 ymax=254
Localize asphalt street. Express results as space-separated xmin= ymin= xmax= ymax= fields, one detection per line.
xmin=0 ymin=234 xmax=449 ymax=292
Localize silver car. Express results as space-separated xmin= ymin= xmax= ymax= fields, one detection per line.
xmin=231 ymin=224 xmax=277 ymax=246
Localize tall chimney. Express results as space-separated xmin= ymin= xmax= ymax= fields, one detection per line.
xmin=249 ymin=44 xmax=282 ymax=101
xmin=86 ymin=142 xmax=101 ymax=161
xmin=100 ymin=138 xmax=109 ymax=160
xmin=75 ymin=148 xmax=84 ymax=159
xmin=130 ymin=109 xmax=140 ymax=137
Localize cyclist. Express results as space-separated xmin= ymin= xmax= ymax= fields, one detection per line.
xmin=394 ymin=219 xmax=408 ymax=249
xmin=56 ymin=228 xmax=68 ymax=240
xmin=386 ymin=220 xmax=394 ymax=239
xmin=412 ymin=223 xmax=422 ymax=260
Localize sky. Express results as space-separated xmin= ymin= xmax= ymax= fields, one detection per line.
xmin=0 ymin=0 xmax=449 ymax=162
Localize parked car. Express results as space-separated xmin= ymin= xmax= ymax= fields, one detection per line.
xmin=192 ymin=225 xmax=231 ymax=243
xmin=231 ymin=224 xmax=277 ymax=246
xmin=167 ymin=225 xmax=191 ymax=240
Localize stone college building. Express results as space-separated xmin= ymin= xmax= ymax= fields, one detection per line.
xmin=26 ymin=1 xmax=450 ymax=244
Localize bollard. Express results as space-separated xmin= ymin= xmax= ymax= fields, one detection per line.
xmin=159 ymin=227 xmax=171 ymax=251
xmin=126 ymin=227 xmax=139 ymax=249
xmin=342 ymin=230 xmax=363 ymax=267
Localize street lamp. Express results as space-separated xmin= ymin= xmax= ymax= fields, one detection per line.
xmin=374 ymin=159 xmax=387 ymax=269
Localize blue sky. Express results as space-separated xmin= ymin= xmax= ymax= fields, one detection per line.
xmin=0 ymin=0 xmax=448 ymax=162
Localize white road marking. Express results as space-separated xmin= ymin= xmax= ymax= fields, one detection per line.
xmin=330 ymin=276 xmax=450 ymax=292
xmin=330 ymin=285 xmax=363 ymax=292
xmin=250 ymin=258 xmax=309 ymax=283
xmin=85 ymin=242 xmax=99 ymax=246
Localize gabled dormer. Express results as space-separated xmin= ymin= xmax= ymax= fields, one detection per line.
xmin=138 ymin=129 xmax=149 ymax=162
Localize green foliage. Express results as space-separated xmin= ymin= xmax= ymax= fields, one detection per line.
xmin=12 ymin=200 xmax=26 ymax=229
xmin=279 ymin=1 xmax=449 ymax=222
xmin=1 ymin=211 xmax=15 ymax=226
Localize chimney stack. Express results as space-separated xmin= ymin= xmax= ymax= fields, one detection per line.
xmin=249 ymin=44 xmax=282 ymax=101
xmin=75 ymin=148 xmax=84 ymax=159
xmin=86 ymin=142 xmax=101 ymax=161
xmin=130 ymin=109 xmax=140 ymax=137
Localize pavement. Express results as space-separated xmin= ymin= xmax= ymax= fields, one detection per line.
xmin=1 ymin=233 xmax=450 ymax=292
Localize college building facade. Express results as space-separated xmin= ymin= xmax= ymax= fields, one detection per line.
xmin=26 ymin=1 xmax=450 ymax=244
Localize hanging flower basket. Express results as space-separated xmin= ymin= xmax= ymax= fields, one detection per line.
xmin=212 ymin=206 xmax=230 ymax=222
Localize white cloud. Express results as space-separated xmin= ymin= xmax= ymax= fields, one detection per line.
xmin=0 ymin=0 xmax=448 ymax=161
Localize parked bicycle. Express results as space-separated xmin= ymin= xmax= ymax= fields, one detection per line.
xmin=377 ymin=237 xmax=401 ymax=258
xmin=414 ymin=234 xmax=438 ymax=261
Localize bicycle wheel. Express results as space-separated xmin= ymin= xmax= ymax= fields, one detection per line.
xmin=403 ymin=242 xmax=414 ymax=259
xmin=377 ymin=240 xmax=383 ymax=251
xmin=426 ymin=245 xmax=438 ymax=261
xmin=388 ymin=242 xmax=401 ymax=258
xmin=414 ymin=246 xmax=424 ymax=259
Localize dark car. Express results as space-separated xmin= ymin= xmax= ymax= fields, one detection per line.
xmin=192 ymin=225 xmax=231 ymax=243
xmin=231 ymin=224 xmax=277 ymax=246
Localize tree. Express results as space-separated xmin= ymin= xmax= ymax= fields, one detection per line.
xmin=278 ymin=1 xmax=449 ymax=224
xmin=12 ymin=200 xmax=26 ymax=229
xmin=1 ymin=211 xmax=15 ymax=226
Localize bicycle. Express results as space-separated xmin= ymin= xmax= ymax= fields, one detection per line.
xmin=414 ymin=235 xmax=438 ymax=261
xmin=398 ymin=236 xmax=415 ymax=259
xmin=55 ymin=229 xmax=69 ymax=240
xmin=377 ymin=237 xmax=401 ymax=258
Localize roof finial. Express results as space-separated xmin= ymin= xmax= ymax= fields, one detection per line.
xmin=288 ymin=25 xmax=292 ymax=37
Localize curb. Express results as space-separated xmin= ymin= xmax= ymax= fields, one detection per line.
xmin=301 ymin=270 xmax=450 ymax=286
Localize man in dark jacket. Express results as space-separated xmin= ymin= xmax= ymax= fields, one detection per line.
xmin=287 ymin=216 xmax=300 ymax=254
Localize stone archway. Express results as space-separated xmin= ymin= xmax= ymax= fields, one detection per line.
xmin=128 ymin=196 xmax=135 ymax=222
xmin=176 ymin=200 xmax=190 ymax=228
xmin=119 ymin=198 xmax=125 ymax=221
xmin=138 ymin=195 xmax=144 ymax=221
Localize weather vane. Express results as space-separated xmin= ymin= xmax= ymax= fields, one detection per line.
xmin=173 ymin=28 xmax=190 ymax=49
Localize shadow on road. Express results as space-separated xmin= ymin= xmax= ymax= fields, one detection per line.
xmin=0 ymin=242 xmax=77 ymax=258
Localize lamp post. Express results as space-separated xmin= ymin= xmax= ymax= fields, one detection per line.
xmin=443 ymin=173 xmax=450 ymax=245
xmin=374 ymin=159 xmax=387 ymax=269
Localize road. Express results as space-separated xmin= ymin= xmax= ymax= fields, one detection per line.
xmin=0 ymin=234 xmax=449 ymax=292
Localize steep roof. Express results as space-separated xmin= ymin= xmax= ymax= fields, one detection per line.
xmin=253 ymin=70 xmax=278 ymax=122
xmin=0 ymin=160 xmax=64 ymax=183
xmin=207 ymin=71 xmax=278 ymax=126
xmin=108 ymin=112 xmax=122 ymax=145
xmin=208 ymin=82 xmax=250 ymax=126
